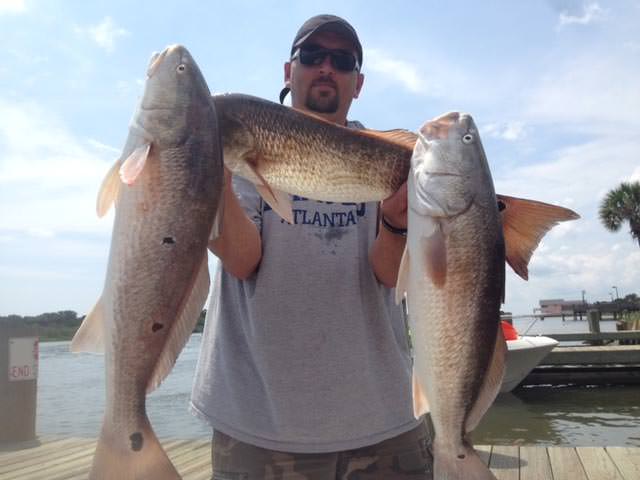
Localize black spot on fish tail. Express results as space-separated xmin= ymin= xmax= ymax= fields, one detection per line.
xmin=497 ymin=199 xmax=506 ymax=212
xmin=152 ymin=323 xmax=164 ymax=332
xmin=162 ymin=236 xmax=176 ymax=245
xmin=457 ymin=454 xmax=466 ymax=459
xmin=130 ymin=432 xmax=143 ymax=451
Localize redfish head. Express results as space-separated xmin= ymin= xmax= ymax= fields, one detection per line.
xmin=141 ymin=44 xmax=211 ymax=112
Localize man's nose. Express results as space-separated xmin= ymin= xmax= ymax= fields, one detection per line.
xmin=317 ymin=54 xmax=335 ymax=74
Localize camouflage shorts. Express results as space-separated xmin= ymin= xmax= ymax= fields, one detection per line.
xmin=211 ymin=420 xmax=433 ymax=480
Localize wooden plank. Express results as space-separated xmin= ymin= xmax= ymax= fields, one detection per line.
xmin=606 ymin=447 xmax=640 ymax=480
xmin=488 ymin=445 xmax=519 ymax=480
xmin=0 ymin=438 xmax=94 ymax=475
xmin=547 ymin=332 xmax=640 ymax=342
xmin=0 ymin=437 xmax=88 ymax=467
xmin=576 ymin=447 xmax=624 ymax=480
xmin=0 ymin=438 xmax=184 ymax=480
xmin=1 ymin=442 xmax=96 ymax=480
xmin=548 ymin=447 xmax=588 ymax=480
xmin=170 ymin=440 xmax=209 ymax=469
xmin=520 ymin=445 xmax=552 ymax=480
xmin=542 ymin=345 xmax=640 ymax=365
xmin=179 ymin=456 xmax=212 ymax=480
xmin=185 ymin=467 xmax=214 ymax=480
xmin=49 ymin=438 xmax=189 ymax=480
xmin=4 ymin=439 xmax=640 ymax=480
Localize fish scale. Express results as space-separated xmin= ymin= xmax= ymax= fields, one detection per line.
xmin=71 ymin=45 xmax=223 ymax=480
xmin=213 ymin=93 xmax=411 ymax=202
xmin=398 ymin=112 xmax=510 ymax=480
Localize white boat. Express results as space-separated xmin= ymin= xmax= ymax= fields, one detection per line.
xmin=501 ymin=335 xmax=558 ymax=392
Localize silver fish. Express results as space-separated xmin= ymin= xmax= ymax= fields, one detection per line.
xmin=71 ymin=45 xmax=223 ymax=479
xmin=396 ymin=112 xmax=578 ymax=480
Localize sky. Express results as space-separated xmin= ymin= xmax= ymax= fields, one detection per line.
xmin=1 ymin=0 xmax=639 ymax=316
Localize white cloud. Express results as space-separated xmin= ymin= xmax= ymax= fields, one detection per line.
xmin=523 ymin=53 xmax=640 ymax=134
xmin=364 ymin=48 xmax=465 ymax=99
xmin=558 ymin=2 xmax=606 ymax=27
xmin=495 ymin=137 xmax=640 ymax=216
xmin=0 ymin=0 xmax=26 ymax=14
xmin=495 ymin=133 xmax=640 ymax=313
xmin=78 ymin=17 xmax=130 ymax=53
xmin=630 ymin=166 xmax=640 ymax=183
xmin=0 ymin=98 xmax=116 ymax=235
xmin=505 ymin=240 xmax=640 ymax=314
xmin=623 ymin=41 xmax=640 ymax=53
xmin=482 ymin=121 xmax=526 ymax=141
xmin=365 ymin=49 xmax=426 ymax=94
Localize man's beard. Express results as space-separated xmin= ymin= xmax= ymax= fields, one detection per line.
xmin=305 ymin=88 xmax=339 ymax=113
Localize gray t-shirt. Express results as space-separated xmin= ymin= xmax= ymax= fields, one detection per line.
xmin=190 ymin=132 xmax=419 ymax=453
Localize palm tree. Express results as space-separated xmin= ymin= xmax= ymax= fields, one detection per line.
xmin=599 ymin=181 xmax=640 ymax=246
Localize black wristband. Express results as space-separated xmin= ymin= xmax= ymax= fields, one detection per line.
xmin=381 ymin=216 xmax=407 ymax=236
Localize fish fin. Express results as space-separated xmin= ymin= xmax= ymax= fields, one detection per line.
xmin=364 ymin=128 xmax=419 ymax=149
xmin=146 ymin=254 xmax=210 ymax=393
xmin=119 ymin=143 xmax=151 ymax=185
xmin=434 ymin=439 xmax=498 ymax=480
xmin=70 ymin=298 xmax=105 ymax=353
xmin=243 ymin=156 xmax=294 ymax=224
xmin=90 ymin=416 xmax=180 ymax=480
xmin=412 ymin=369 xmax=430 ymax=418
xmin=395 ymin=246 xmax=410 ymax=305
xmin=210 ymin=189 xmax=225 ymax=242
xmin=465 ymin=326 xmax=507 ymax=433
xmin=498 ymin=194 xmax=580 ymax=280
xmin=422 ymin=227 xmax=447 ymax=288
xmin=256 ymin=185 xmax=294 ymax=224
xmin=96 ymin=161 xmax=123 ymax=217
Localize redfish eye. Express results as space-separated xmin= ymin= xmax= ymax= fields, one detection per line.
xmin=462 ymin=133 xmax=474 ymax=144
xmin=176 ymin=64 xmax=186 ymax=73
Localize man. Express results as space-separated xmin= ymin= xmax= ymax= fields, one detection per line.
xmin=191 ymin=14 xmax=433 ymax=479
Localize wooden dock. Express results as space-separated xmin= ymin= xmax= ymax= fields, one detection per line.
xmin=1 ymin=438 xmax=640 ymax=479
xmin=520 ymin=333 xmax=640 ymax=387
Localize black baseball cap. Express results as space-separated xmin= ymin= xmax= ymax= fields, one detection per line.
xmin=280 ymin=14 xmax=363 ymax=104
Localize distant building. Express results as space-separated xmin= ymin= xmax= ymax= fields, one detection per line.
xmin=536 ymin=299 xmax=585 ymax=316
xmin=534 ymin=297 xmax=637 ymax=319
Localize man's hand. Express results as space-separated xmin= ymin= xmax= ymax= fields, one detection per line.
xmin=369 ymin=182 xmax=408 ymax=288
xmin=209 ymin=167 xmax=262 ymax=280
xmin=381 ymin=181 xmax=408 ymax=230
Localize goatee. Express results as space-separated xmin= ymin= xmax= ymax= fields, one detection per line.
xmin=306 ymin=82 xmax=340 ymax=113
xmin=306 ymin=94 xmax=339 ymax=113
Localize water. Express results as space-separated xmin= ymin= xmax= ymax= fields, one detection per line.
xmin=38 ymin=335 xmax=210 ymax=439
xmin=35 ymin=319 xmax=640 ymax=445
xmin=512 ymin=315 xmax=619 ymax=337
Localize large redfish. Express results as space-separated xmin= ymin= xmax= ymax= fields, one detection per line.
xmin=396 ymin=112 xmax=578 ymax=480
xmin=71 ymin=45 xmax=223 ymax=479
xmin=213 ymin=93 xmax=576 ymax=283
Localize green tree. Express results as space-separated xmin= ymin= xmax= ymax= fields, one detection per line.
xmin=599 ymin=181 xmax=640 ymax=246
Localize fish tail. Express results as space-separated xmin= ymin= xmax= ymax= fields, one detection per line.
xmin=434 ymin=440 xmax=497 ymax=480
xmin=89 ymin=417 xmax=181 ymax=480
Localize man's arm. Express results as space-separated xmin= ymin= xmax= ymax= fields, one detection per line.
xmin=209 ymin=168 xmax=262 ymax=279
xmin=368 ymin=182 xmax=407 ymax=288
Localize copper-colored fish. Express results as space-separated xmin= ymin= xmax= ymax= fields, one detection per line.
xmin=395 ymin=112 xmax=578 ymax=480
xmin=71 ymin=45 xmax=223 ymax=479
xmin=213 ymin=93 xmax=578 ymax=280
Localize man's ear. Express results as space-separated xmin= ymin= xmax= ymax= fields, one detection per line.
xmin=353 ymin=72 xmax=365 ymax=99
xmin=284 ymin=62 xmax=292 ymax=85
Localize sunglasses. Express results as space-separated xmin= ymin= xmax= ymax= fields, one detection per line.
xmin=292 ymin=46 xmax=360 ymax=72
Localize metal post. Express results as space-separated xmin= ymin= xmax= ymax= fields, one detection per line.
xmin=587 ymin=309 xmax=603 ymax=346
